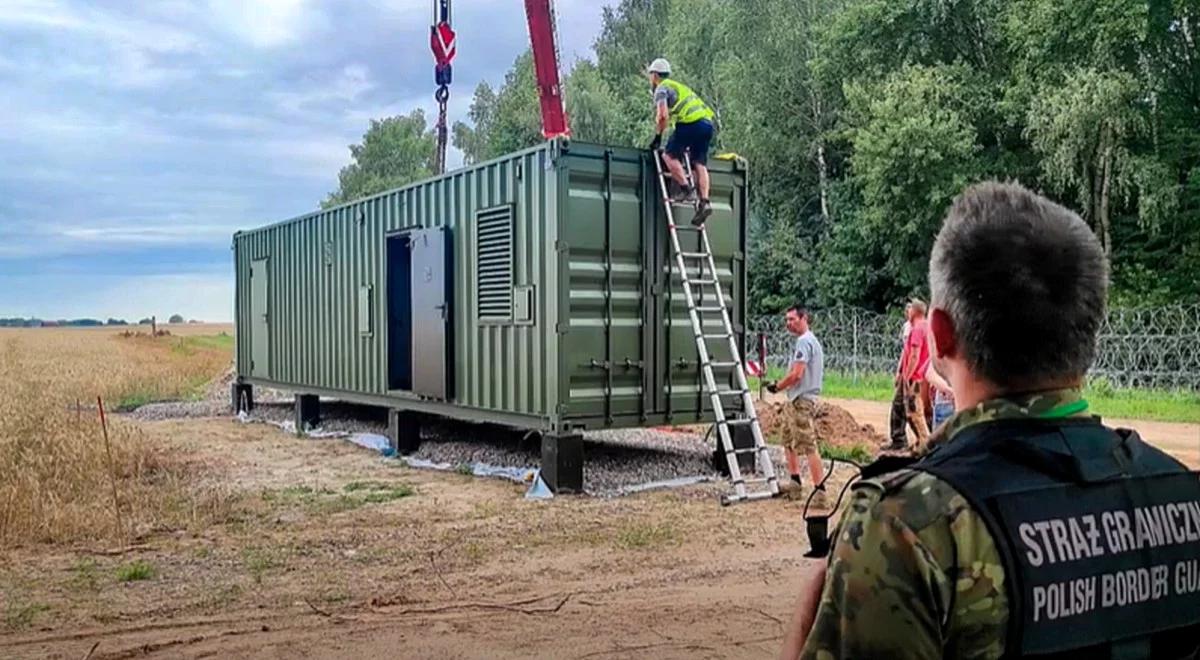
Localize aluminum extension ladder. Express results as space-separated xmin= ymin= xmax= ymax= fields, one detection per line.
xmin=652 ymin=150 xmax=780 ymax=505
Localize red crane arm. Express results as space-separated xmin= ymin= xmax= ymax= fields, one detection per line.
xmin=524 ymin=0 xmax=570 ymax=139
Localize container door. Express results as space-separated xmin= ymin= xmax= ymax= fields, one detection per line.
xmin=250 ymin=258 xmax=270 ymax=378
xmin=410 ymin=227 xmax=453 ymax=399
xmin=559 ymin=151 xmax=649 ymax=424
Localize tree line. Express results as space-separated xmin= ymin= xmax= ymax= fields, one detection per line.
xmin=325 ymin=0 xmax=1200 ymax=314
xmin=0 ymin=315 xmax=192 ymax=328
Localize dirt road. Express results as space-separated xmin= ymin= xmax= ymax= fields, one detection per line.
xmin=1 ymin=418 xmax=826 ymax=660
xmin=5 ymin=398 xmax=1193 ymax=659
xmin=825 ymin=398 xmax=1200 ymax=468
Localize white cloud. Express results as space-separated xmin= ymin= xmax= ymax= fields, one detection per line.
xmin=205 ymin=0 xmax=322 ymax=48
xmin=271 ymin=64 xmax=375 ymax=115
xmin=254 ymin=136 xmax=354 ymax=180
xmin=56 ymin=223 xmax=239 ymax=245
xmin=1 ymin=0 xmax=202 ymax=53
xmin=0 ymin=1 xmax=204 ymax=90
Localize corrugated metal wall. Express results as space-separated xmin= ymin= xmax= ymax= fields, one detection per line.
xmin=234 ymin=140 xmax=750 ymax=430
xmin=234 ymin=142 xmax=560 ymax=418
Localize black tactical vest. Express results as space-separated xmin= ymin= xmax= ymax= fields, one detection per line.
xmin=907 ymin=418 xmax=1200 ymax=659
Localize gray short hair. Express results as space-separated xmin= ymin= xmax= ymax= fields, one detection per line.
xmin=929 ymin=181 xmax=1108 ymax=388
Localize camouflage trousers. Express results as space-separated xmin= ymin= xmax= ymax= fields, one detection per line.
xmin=779 ymin=397 xmax=822 ymax=454
xmin=904 ymin=380 xmax=930 ymax=451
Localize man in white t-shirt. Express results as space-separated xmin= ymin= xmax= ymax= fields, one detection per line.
xmin=765 ymin=304 xmax=828 ymax=508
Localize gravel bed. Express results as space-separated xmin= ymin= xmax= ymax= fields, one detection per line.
xmin=417 ymin=425 xmax=729 ymax=497
xmin=237 ymin=401 xmax=732 ymax=496
xmin=134 ymin=389 xmax=805 ymax=498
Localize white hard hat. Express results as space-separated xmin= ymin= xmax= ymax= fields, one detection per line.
xmin=646 ymin=58 xmax=672 ymax=75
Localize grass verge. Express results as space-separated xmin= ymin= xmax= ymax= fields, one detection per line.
xmin=261 ymin=482 xmax=415 ymax=516
xmin=752 ymin=368 xmax=1200 ymax=424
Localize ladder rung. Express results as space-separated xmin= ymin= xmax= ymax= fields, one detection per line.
xmin=679 ymin=251 xmax=709 ymax=259
xmin=702 ymin=333 xmax=731 ymax=339
xmin=730 ymin=448 xmax=761 ymax=455
xmin=720 ymin=418 xmax=755 ymax=426
xmin=670 ymin=225 xmax=704 ymax=232
xmin=713 ymin=389 xmax=748 ymax=397
xmin=730 ymin=476 xmax=775 ymax=487
xmin=695 ymin=306 xmax=726 ymax=313
xmin=704 ymin=361 xmax=739 ymax=369
xmin=722 ymin=490 xmax=779 ymax=505
xmin=690 ymin=278 xmax=719 ymax=285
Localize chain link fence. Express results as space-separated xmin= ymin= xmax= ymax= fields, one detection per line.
xmin=749 ymin=304 xmax=1200 ymax=391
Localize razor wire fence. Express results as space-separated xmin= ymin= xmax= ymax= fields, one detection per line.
xmin=748 ymin=304 xmax=1200 ymax=391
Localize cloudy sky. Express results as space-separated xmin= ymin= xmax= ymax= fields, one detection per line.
xmin=0 ymin=0 xmax=613 ymax=322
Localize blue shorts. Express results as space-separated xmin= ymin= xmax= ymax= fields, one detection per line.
xmin=932 ymin=400 xmax=954 ymax=429
xmin=666 ymin=119 xmax=713 ymax=166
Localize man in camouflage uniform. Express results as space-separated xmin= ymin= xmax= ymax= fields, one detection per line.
xmin=781 ymin=182 xmax=1200 ymax=658
xmin=786 ymin=394 xmax=1078 ymax=658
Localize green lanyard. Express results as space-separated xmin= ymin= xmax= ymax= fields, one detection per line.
xmin=1038 ymin=399 xmax=1090 ymax=419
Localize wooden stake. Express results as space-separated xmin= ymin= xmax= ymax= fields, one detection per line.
xmin=97 ymin=397 xmax=124 ymax=546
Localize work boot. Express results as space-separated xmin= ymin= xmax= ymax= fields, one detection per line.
xmin=881 ymin=438 xmax=907 ymax=452
xmin=669 ymin=181 xmax=697 ymax=204
xmin=691 ymin=198 xmax=713 ymax=226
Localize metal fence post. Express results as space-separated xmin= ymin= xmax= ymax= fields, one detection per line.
xmin=852 ymin=311 xmax=860 ymax=384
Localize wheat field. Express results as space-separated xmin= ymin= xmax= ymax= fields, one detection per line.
xmin=0 ymin=324 xmax=235 ymax=547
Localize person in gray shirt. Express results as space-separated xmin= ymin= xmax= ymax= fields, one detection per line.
xmin=766 ymin=304 xmax=828 ymax=508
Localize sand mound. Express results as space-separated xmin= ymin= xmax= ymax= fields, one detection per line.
xmin=756 ymin=399 xmax=885 ymax=451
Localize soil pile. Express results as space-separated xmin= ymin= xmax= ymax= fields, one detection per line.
xmin=756 ymin=400 xmax=885 ymax=451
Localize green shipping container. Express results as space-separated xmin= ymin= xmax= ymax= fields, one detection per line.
xmin=232 ymin=140 xmax=751 ymax=490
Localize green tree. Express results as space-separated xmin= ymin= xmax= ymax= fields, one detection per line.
xmin=841 ymin=65 xmax=978 ymax=302
xmin=485 ymin=52 xmax=544 ymax=158
xmin=1025 ymin=69 xmax=1144 ymax=256
xmin=593 ymin=0 xmax=674 ymax=145
xmin=564 ymin=60 xmax=626 ymax=144
xmin=324 ymin=111 xmax=435 ymax=207
xmin=452 ymin=82 xmax=498 ymax=166
xmin=168 ymin=314 xmax=184 ymax=324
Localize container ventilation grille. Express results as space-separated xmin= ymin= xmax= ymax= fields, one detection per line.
xmin=476 ymin=205 xmax=514 ymax=321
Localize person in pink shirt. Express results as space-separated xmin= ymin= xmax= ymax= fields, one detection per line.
xmin=898 ymin=300 xmax=931 ymax=451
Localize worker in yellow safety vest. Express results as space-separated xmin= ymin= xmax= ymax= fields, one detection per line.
xmin=647 ymin=58 xmax=716 ymax=226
